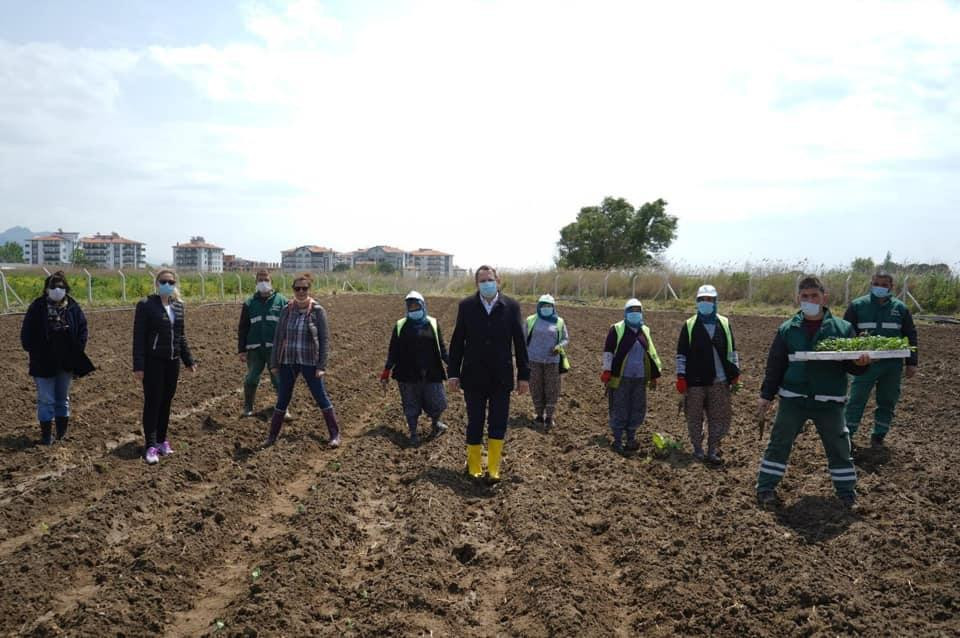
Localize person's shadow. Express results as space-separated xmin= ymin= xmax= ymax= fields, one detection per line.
xmin=853 ymin=446 xmax=892 ymax=474
xmin=508 ymin=415 xmax=540 ymax=432
xmin=363 ymin=424 xmax=411 ymax=448
xmin=774 ymin=495 xmax=860 ymax=543
xmin=412 ymin=466 xmax=501 ymax=498
xmin=110 ymin=440 xmax=143 ymax=460
xmin=0 ymin=434 xmax=35 ymax=451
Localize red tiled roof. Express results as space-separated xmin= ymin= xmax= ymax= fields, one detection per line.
xmin=81 ymin=233 xmax=143 ymax=245
xmin=30 ymin=235 xmax=70 ymax=242
xmin=282 ymin=245 xmax=334 ymax=255
xmin=174 ymin=240 xmax=223 ymax=250
xmin=410 ymin=249 xmax=451 ymax=257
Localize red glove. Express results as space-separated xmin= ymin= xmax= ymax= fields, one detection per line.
xmin=676 ymin=377 xmax=687 ymax=394
xmin=600 ymin=370 xmax=612 ymax=385
xmin=379 ymin=368 xmax=390 ymax=381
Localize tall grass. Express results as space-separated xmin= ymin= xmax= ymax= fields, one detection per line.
xmin=1 ymin=264 xmax=956 ymax=314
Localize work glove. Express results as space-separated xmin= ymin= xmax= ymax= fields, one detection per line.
xmin=730 ymin=376 xmax=742 ymax=393
xmin=676 ymin=377 xmax=687 ymax=394
xmin=379 ymin=368 xmax=390 ymax=381
xmin=600 ymin=370 xmax=612 ymax=385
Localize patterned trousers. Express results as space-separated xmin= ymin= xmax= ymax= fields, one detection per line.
xmin=529 ymin=362 xmax=562 ymax=418
xmin=684 ymin=382 xmax=731 ymax=454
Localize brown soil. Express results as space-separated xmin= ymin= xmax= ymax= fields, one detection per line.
xmin=0 ymin=295 xmax=957 ymax=637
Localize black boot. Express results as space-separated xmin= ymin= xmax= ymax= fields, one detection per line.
xmin=40 ymin=421 xmax=54 ymax=446
xmin=322 ymin=407 xmax=341 ymax=448
xmin=55 ymin=416 xmax=69 ymax=441
xmin=264 ymin=410 xmax=284 ymax=447
xmin=242 ymin=386 xmax=256 ymax=417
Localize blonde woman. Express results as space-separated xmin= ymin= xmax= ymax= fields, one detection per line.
xmin=133 ymin=269 xmax=197 ymax=464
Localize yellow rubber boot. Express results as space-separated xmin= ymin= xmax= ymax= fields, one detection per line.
xmin=487 ymin=438 xmax=504 ymax=482
xmin=466 ymin=444 xmax=483 ymax=478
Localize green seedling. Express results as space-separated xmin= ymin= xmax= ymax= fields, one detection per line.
xmin=815 ymin=336 xmax=912 ymax=352
xmin=214 ymin=619 xmax=225 ymax=631
xmin=651 ymin=432 xmax=682 ymax=457
xmin=38 ymin=522 xmax=49 ymax=534
xmin=328 ymin=461 xmax=341 ymax=471
xmin=251 ymin=567 xmax=261 ymax=581
xmin=297 ymin=504 xmax=306 ymax=514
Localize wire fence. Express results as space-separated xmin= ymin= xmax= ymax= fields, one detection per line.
xmin=1 ymin=266 xmax=957 ymax=314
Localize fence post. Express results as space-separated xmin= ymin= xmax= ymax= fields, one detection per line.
xmin=367 ymin=275 xmax=372 ymax=291
xmin=747 ymin=272 xmax=753 ymax=303
xmin=603 ymin=270 xmax=613 ymax=299
xmin=844 ymin=274 xmax=852 ymax=305
xmin=218 ymin=274 xmax=224 ymax=300
xmin=532 ymin=272 xmax=538 ymax=295
xmin=42 ymin=267 xmax=51 ymax=276
xmin=148 ymin=270 xmax=157 ymax=294
xmin=235 ymin=273 xmax=242 ymax=300
xmin=118 ymin=269 xmax=127 ymax=303
xmin=631 ymin=272 xmax=639 ymax=299
xmin=198 ymin=272 xmax=206 ymax=300
xmin=577 ymin=271 xmax=584 ymax=298
xmin=794 ymin=273 xmax=802 ymax=299
xmin=0 ymin=271 xmax=8 ymax=311
xmin=553 ymin=272 xmax=560 ymax=297
xmin=899 ymin=275 xmax=926 ymax=312
xmin=83 ymin=268 xmax=93 ymax=304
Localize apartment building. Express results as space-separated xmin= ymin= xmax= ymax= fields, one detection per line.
xmin=80 ymin=232 xmax=147 ymax=269
xmin=352 ymin=245 xmax=407 ymax=270
xmin=23 ymin=230 xmax=79 ymax=266
xmin=406 ymin=249 xmax=454 ymax=277
xmin=280 ymin=245 xmax=336 ymax=272
xmin=173 ymin=237 xmax=224 ymax=273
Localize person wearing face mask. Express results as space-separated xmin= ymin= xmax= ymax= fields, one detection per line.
xmin=601 ymin=299 xmax=661 ymax=453
xmin=675 ymin=285 xmax=741 ymax=464
xmin=133 ymin=269 xmax=197 ymax=465
xmin=267 ymin=273 xmax=340 ymax=448
xmin=379 ymin=291 xmax=449 ymax=447
xmin=237 ymin=270 xmax=288 ymax=417
xmin=756 ymin=276 xmax=870 ymax=510
xmin=842 ymin=271 xmax=919 ymax=450
xmin=524 ymin=294 xmax=570 ymax=431
xmin=20 ymin=271 xmax=96 ymax=445
xmin=448 ymin=265 xmax=530 ymax=482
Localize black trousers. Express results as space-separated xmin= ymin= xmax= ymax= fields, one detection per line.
xmin=142 ymin=357 xmax=180 ymax=448
xmin=464 ymin=388 xmax=510 ymax=445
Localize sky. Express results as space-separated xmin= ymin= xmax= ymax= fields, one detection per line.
xmin=1 ymin=0 xmax=958 ymax=272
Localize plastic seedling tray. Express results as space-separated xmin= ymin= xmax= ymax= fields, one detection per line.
xmin=789 ymin=349 xmax=911 ymax=362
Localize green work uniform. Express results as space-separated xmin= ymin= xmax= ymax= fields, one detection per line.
xmin=240 ymin=291 xmax=287 ymax=399
xmin=756 ymin=309 xmax=860 ymax=497
xmin=842 ymin=294 xmax=918 ymax=438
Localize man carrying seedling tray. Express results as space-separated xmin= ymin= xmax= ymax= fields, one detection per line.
xmin=756 ymin=276 xmax=871 ymax=510
xmin=842 ymin=271 xmax=918 ymax=451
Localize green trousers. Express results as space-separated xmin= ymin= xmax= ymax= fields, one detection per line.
xmin=757 ymin=398 xmax=856 ymax=497
xmin=844 ymin=359 xmax=903 ymax=437
xmin=244 ymin=347 xmax=280 ymax=392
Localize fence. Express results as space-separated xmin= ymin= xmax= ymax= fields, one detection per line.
xmin=1 ymin=266 xmax=957 ymax=314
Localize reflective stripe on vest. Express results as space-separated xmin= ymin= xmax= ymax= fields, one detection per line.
xmin=395 ymin=316 xmax=441 ymax=356
xmin=685 ymin=314 xmax=734 ymax=364
xmin=857 ymin=322 xmax=877 ymax=330
xmin=778 ymin=387 xmax=846 ymax=403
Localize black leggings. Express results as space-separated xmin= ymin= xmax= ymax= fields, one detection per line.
xmin=142 ymin=358 xmax=180 ymax=448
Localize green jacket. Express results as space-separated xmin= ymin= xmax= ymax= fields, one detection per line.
xmin=843 ymin=294 xmax=918 ymax=365
xmin=760 ymin=308 xmax=861 ymax=402
xmin=237 ymin=291 xmax=288 ymax=353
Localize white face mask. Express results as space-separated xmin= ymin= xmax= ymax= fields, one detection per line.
xmin=800 ymin=301 xmax=821 ymax=318
xmin=47 ymin=287 xmax=66 ymax=302
xmin=256 ymin=281 xmax=272 ymax=294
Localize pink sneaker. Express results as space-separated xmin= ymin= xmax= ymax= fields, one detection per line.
xmin=144 ymin=447 xmax=160 ymax=465
xmin=158 ymin=440 xmax=174 ymax=456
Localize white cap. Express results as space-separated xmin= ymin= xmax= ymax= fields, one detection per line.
xmin=405 ymin=290 xmax=425 ymax=304
xmin=537 ymin=293 xmax=556 ymax=305
xmin=696 ymin=284 xmax=718 ymax=299
xmin=624 ymin=298 xmax=643 ymax=311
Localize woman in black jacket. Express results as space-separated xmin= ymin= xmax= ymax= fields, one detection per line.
xmin=379 ymin=291 xmax=449 ymax=447
xmin=20 ymin=271 xmax=95 ymax=444
xmin=133 ymin=269 xmax=197 ymax=464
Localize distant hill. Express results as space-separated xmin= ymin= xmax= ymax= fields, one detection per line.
xmin=0 ymin=226 xmax=51 ymax=245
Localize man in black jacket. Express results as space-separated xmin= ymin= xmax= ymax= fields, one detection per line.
xmin=448 ymin=265 xmax=530 ymax=482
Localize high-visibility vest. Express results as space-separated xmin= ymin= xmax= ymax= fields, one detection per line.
xmin=525 ymin=315 xmax=571 ymax=372
xmin=609 ymin=321 xmax=661 ymax=388
xmin=685 ymin=314 xmax=736 ymax=366
xmin=395 ymin=316 xmax=442 ymax=357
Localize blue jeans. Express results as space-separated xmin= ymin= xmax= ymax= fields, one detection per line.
xmin=275 ymin=365 xmax=333 ymax=412
xmin=35 ymin=371 xmax=72 ymax=423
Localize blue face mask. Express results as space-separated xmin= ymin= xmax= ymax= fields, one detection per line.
xmin=626 ymin=311 xmax=644 ymax=326
xmin=478 ymin=281 xmax=497 ymax=298
xmin=157 ymin=282 xmax=176 ymax=296
xmin=538 ymin=305 xmax=554 ymax=318
xmin=407 ymin=309 xmax=425 ymax=321
xmin=697 ymin=301 xmax=716 ymax=315
xmin=871 ymin=286 xmax=891 ymax=299
xmin=800 ymin=301 xmax=821 ymax=317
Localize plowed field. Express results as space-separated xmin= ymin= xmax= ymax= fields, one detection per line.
xmin=1 ymin=295 xmax=957 ymax=637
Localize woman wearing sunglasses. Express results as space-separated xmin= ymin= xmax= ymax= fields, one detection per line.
xmin=20 ymin=270 xmax=96 ymax=445
xmin=266 ymin=273 xmax=340 ymax=447
xmin=133 ymin=269 xmax=197 ymax=464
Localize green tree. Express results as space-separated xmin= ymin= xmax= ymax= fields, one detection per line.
xmin=0 ymin=241 xmax=24 ymax=263
xmin=556 ymin=197 xmax=677 ymax=268
xmin=333 ymin=263 xmax=350 ymax=272
xmin=71 ymin=248 xmax=95 ymax=267
xmin=376 ymin=261 xmax=396 ymax=274
xmin=850 ymin=257 xmax=875 ymax=273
